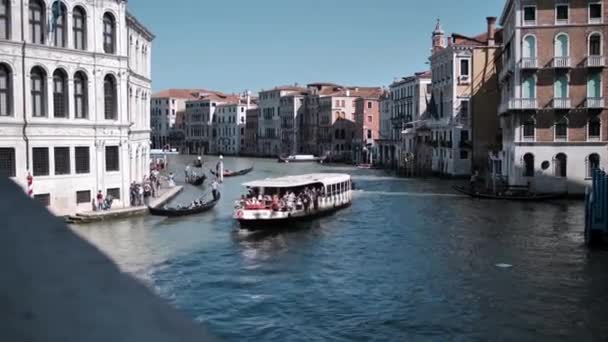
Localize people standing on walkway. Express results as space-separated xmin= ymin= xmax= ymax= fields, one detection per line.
xmin=168 ymin=172 xmax=176 ymax=187
xmin=211 ymin=179 xmax=220 ymax=201
xmin=96 ymin=191 xmax=103 ymax=211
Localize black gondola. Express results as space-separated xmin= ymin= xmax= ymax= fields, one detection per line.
xmin=193 ymin=160 xmax=203 ymax=168
xmin=453 ymin=186 xmax=566 ymax=201
xmin=210 ymin=165 xmax=254 ymax=178
xmin=148 ymin=193 xmax=220 ymax=217
xmin=186 ymin=174 xmax=206 ymax=186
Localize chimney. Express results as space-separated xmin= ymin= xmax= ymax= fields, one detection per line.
xmin=487 ymin=16 xmax=497 ymax=46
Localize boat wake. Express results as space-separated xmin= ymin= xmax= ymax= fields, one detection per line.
xmin=355 ymin=190 xmax=467 ymax=198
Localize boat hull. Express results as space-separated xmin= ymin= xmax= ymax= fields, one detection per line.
xmin=453 ymin=186 xmax=567 ymax=201
xmin=237 ymin=202 xmax=350 ymax=230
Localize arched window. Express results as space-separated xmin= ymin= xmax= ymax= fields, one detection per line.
xmin=523 ymin=117 xmax=535 ymax=140
xmin=29 ymin=0 xmax=45 ymax=44
xmin=555 ymin=153 xmax=567 ymax=177
xmin=588 ymin=116 xmax=601 ymax=140
xmin=72 ymin=6 xmax=86 ymax=50
xmin=523 ymin=35 xmax=536 ymax=59
xmin=589 ymin=33 xmax=602 ymax=56
xmin=554 ymin=33 xmax=569 ymax=57
xmin=554 ymin=74 xmax=568 ymax=99
xmin=103 ymin=13 xmax=115 ymax=54
xmin=51 ymin=1 xmax=67 ymax=47
xmin=74 ymin=71 xmax=87 ymax=119
xmin=334 ymin=129 xmax=340 ymax=139
xmin=340 ymin=129 xmax=346 ymax=139
xmin=52 ymin=69 xmax=67 ymax=118
xmin=587 ymin=72 xmax=602 ymax=98
xmin=30 ymin=66 xmax=46 ymax=117
xmin=523 ymin=75 xmax=536 ymax=99
xmin=555 ymin=116 xmax=568 ymax=141
xmin=0 ymin=0 xmax=10 ymax=40
xmin=588 ymin=153 xmax=600 ymax=178
xmin=104 ymin=74 xmax=117 ymax=120
xmin=524 ymin=153 xmax=535 ymax=177
xmin=0 ymin=63 xmax=11 ymax=116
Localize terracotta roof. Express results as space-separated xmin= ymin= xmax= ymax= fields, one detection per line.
xmin=452 ymin=28 xmax=503 ymax=47
xmin=152 ymin=89 xmax=225 ymax=99
xmin=260 ymin=85 xmax=307 ymax=93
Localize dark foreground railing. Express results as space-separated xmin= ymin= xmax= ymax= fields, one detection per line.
xmin=585 ymin=168 xmax=608 ymax=246
xmin=0 ymin=178 xmax=219 ymax=342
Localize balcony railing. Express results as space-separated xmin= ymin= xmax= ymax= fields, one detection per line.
xmin=553 ymin=56 xmax=570 ymax=68
xmin=510 ymin=98 xmax=538 ymax=110
xmin=586 ymin=55 xmax=605 ymax=68
xmin=552 ymin=98 xmax=571 ymax=109
xmin=520 ymin=57 xmax=538 ymax=69
xmin=586 ymin=97 xmax=605 ymax=109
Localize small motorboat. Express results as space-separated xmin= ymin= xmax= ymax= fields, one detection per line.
xmin=211 ymin=165 xmax=254 ymax=178
xmin=278 ymin=155 xmax=327 ymax=164
xmin=149 ymin=193 xmax=220 ymax=217
xmin=186 ymin=174 xmax=206 ymax=186
xmin=453 ymin=186 xmax=567 ymax=201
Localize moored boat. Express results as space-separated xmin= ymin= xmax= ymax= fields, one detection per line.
xmin=453 ymin=186 xmax=567 ymax=201
xmin=186 ymin=174 xmax=206 ymax=186
xmin=233 ymin=173 xmax=352 ymax=229
xmin=278 ymin=155 xmax=327 ymax=164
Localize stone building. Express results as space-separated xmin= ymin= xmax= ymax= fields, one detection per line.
xmin=0 ymin=0 xmax=153 ymax=215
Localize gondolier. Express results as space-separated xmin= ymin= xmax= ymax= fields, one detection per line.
xmin=211 ymin=180 xmax=220 ymax=201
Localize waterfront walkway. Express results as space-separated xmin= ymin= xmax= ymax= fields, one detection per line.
xmin=67 ymin=185 xmax=183 ymax=224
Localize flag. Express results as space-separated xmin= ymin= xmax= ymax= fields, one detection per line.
xmin=48 ymin=1 xmax=62 ymax=37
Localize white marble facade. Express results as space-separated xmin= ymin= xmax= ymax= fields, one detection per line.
xmin=0 ymin=0 xmax=153 ymax=215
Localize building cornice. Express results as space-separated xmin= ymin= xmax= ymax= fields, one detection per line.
xmin=127 ymin=11 xmax=155 ymax=41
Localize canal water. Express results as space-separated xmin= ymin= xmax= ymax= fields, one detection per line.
xmin=73 ymin=156 xmax=608 ymax=341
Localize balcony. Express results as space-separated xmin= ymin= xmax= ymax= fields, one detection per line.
xmin=586 ymin=55 xmax=605 ymax=68
xmin=500 ymin=98 xmax=538 ymax=113
xmin=586 ymin=97 xmax=605 ymax=109
xmin=552 ymin=56 xmax=571 ymax=68
xmin=552 ymin=98 xmax=571 ymax=109
xmin=519 ymin=57 xmax=538 ymax=69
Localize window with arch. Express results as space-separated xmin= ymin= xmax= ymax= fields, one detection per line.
xmin=51 ymin=1 xmax=67 ymax=47
xmin=0 ymin=0 xmax=10 ymax=40
xmin=103 ymin=13 xmax=116 ymax=54
xmin=31 ymin=67 xmax=46 ymax=117
xmin=588 ymin=153 xmax=600 ymax=178
xmin=72 ymin=6 xmax=86 ymax=50
xmin=0 ymin=63 xmax=11 ymax=116
xmin=589 ymin=116 xmax=601 ymax=140
xmin=589 ymin=33 xmax=602 ymax=56
xmin=29 ymin=0 xmax=45 ymax=44
xmin=555 ymin=153 xmax=567 ymax=178
xmin=587 ymin=72 xmax=602 ymax=98
xmin=524 ymin=153 xmax=535 ymax=177
xmin=554 ymin=33 xmax=568 ymax=58
xmin=52 ymin=69 xmax=67 ymax=118
xmin=104 ymin=75 xmax=117 ymax=120
xmin=523 ymin=35 xmax=536 ymax=60
xmin=555 ymin=116 xmax=568 ymax=141
xmin=523 ymin=75 xmax=536 ymax=99
xmin=523 ymin=117 xmax=535 ymax=141
xmin=554 ymin=74 xmax=568 ymax=99
xmin=74 ymin=71 xmax=87 ymax=119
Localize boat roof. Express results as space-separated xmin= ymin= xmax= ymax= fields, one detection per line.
xmin=243 ymin=173 xmax=351 ymax=188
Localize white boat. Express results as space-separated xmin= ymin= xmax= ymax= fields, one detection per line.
xmin=277 ymin=154 xmax=327 ymax=163
xmin=233 ymin=173 xmax=353 ymax=229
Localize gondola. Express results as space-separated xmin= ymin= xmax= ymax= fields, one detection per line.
xmin=193 ymin=160 xmax=203 ymax=168
xmin=453 ymin=186 xmax=567 ymax=201
xmin=186 ymin=174 xmax=206 ymax=186
xmin=148 ymin=193 xmax=220 ymax=217
xmin=211 ymin=165 xmax=254 ymax=178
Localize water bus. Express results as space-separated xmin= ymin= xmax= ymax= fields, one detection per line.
xmin=233 ymin=173 xmax=352 ymax=229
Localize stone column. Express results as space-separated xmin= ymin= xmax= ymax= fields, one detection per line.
xmin=47 ymin=76 xmax=54 ymax=118
xmin=67 ymin=78 xmax=75 ymax=120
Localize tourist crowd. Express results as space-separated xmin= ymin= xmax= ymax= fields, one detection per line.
xmin=235 ymin=187 xmax=325 ymax=212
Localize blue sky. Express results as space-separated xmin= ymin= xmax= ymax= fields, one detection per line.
xmin=129 ymin=0 xmax=504 ymax=93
